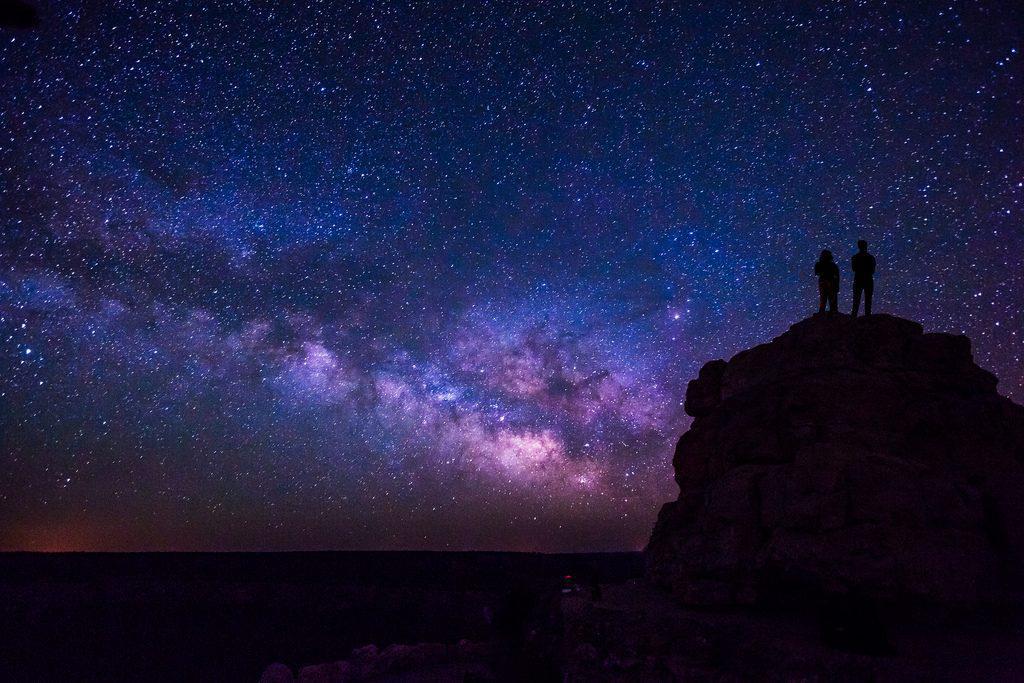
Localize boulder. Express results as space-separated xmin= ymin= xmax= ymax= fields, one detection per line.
xmin=296 ymin=661 xmax=352 ymax=683
xmin=259 ymin=663 xmax=294 ymax=683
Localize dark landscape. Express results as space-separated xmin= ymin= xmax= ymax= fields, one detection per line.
xmin=0 ymin=550 xmax=640 ymax=681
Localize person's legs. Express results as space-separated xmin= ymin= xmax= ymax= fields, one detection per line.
xmin=819 ymin=281 xmax=827 ymax=313
xmin=864 ymin=280 xmax=873 ymax=315
xmin=828 ymin=286 xmax=838 ymax=313
xmin=852 ymin=284 xmax=863 ymax=317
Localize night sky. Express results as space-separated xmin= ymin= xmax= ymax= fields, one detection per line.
xmin=1 ymin=1 xmax=1021 ymax=552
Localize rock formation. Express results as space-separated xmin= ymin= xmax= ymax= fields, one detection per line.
xmin=646 ymin=313 xmax=1024 ymax=608
xmin=259 ymin=640 xmax=495 ymax=683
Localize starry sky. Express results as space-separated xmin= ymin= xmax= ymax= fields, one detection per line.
xmin=1 ymin=1 xmax=1021 ymax=552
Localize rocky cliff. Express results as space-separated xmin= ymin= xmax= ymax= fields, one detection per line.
xmin=646 ymin=313 xmax=1024 ymax=608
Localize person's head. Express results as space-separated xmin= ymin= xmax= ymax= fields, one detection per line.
xmin=857 ymin=239 xmax=868 ymax=252
xmin=820 ymin=249 xmax=833 ymax=262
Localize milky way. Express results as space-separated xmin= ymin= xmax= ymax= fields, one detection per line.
xmin=1 ymin=2 xmax=1021 ymax=551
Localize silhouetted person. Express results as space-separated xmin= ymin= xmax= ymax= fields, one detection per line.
xmin=814 ymin=249 xmax=840 ymax=313
xmin=851 ymin=239 xmax=875 ymax=316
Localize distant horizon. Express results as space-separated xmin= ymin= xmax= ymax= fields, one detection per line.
xmin=2 ymin=2 xmax=1021 ymax=552
xmin=0 ymin=548 xmax=642 ymax=555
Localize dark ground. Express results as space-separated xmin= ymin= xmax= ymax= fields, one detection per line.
xmin=560 ymin=581 xmax=1024 ymax=681
xmin=0 ymin=551 xmax=641 ymax=681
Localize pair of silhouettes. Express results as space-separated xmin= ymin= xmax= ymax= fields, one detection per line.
xmin=814 ymin=240 xmax=875 ymax=316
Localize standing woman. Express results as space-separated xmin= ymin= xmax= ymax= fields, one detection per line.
xmin=814 ymin=250 xmax=840 ymax=313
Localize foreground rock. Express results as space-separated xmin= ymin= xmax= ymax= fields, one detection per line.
xmin=260 ymin=640 xmax=495 ymax=682
xmin=560 ymin=581 xmax=1024 ymax=681
xmin=646 ymin=313 xmax=1024 ymax=608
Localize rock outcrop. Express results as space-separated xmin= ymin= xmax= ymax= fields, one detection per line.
xmin=646 ymin=313 xmax=1024 ymax=608
xmin=259 ymin=640 xmax=495 ymax=683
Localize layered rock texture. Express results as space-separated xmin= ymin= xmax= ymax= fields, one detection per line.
xmin=646 ymin=313 xmax=1024 ymax=608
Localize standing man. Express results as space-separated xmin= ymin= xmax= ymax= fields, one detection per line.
xmin=851 ymin=240 xmax=875 ymax=317
xmin=814 ymin=250 xmax=840 ymax=313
